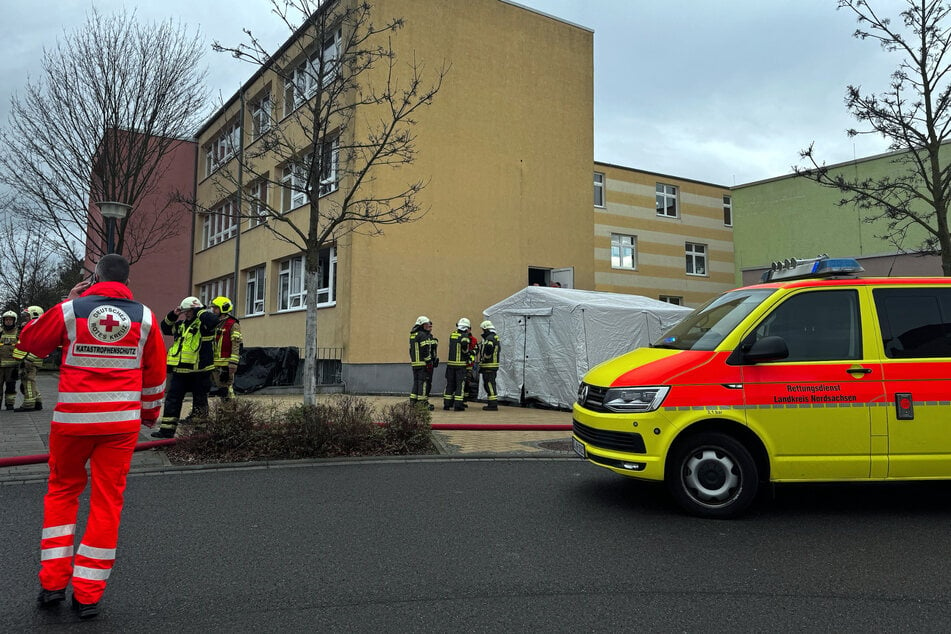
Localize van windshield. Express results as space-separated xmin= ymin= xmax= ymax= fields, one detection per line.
xmin=653 ymin=288 xmax=776 ymax=351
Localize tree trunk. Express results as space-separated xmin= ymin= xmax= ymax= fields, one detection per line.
xmin=303 ymin=267 xmax=320 ymax=406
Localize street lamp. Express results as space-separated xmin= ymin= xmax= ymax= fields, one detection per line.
xmin=97 ymin=201 xmax=131 ymax=255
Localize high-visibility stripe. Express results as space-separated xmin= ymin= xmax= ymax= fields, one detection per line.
xmin=142 ymin=398 xmax=163 ymax=409
xmin=41 ymin=546 xmax=74 ymax=560
xmin=52 ymin=410 xmax=140 ymax=424
xmin=58 ymin=391 xmax=142 ymax=403
xmin=142 ymin=384 xmax=164 ymax=396
xmin=77 ymin=544 xmax=116 ymax=560
xmin=73 ymin=565 xmax=111 ymax=581
xmin=42 ymin=524 xmax=76 ymax=539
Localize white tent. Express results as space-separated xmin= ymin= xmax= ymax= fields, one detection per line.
xmin=481 ymin=287 xmax=692 ymax=409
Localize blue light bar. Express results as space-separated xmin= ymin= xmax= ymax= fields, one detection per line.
xmin=761 ymin=255 xmax=864 ymax=282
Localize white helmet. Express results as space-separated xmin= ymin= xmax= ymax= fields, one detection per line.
xmin=26 ymin=306 xmax=44 ymax=319
xmin=180 ymin=296 xmax=203 ymax=311
xmin=457 ymin=317 xmax=471 ymax=330
xmin=415 ymin=315 xmax=432 ymax=327
xmin=480 ymin=320 xmax=495 ymax=331
xmin=2 ymin=310 xmax=17 ymax=320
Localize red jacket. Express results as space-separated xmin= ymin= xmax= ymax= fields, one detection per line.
xmin=13 ymin=281 xmax=167 ymax=435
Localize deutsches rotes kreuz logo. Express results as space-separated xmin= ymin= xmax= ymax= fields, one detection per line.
xmin=87 ymin=305 xmax=131 ymax=343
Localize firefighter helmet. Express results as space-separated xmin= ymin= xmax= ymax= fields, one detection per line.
xmin=179 ymin=296 xmax=203 ymax=311
xmin=415 ymin=315 xmax=432 ymax=327
xmin=480 ymin=320 xmax=495 ymax=331
xmin=211 ymin=296 xmax=233 ymax=314
xmin=457 ymin=318 xmax=471 ymax=330
xmin=2 ymin=310 xmax=17 ymax=320
xmin=26 ymin=306 xmax=43 ymax=319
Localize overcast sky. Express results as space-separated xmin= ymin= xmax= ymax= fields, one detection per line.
xmin=0 ymin=0 xmax=900 ymax=186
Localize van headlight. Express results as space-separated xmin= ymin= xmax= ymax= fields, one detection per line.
xmin=602 ymin=386 xmax=670 ymax=412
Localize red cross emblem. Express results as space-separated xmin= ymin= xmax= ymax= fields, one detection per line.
xmin=99 ymin=314 xmax=121 ymax=332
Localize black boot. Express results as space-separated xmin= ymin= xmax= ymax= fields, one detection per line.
xmin=151 ymin=426 xmax=177 ymax=439
xmin=71 ymin=595 xmax=99 ymax=620
xmin=482 ymin=404 xmax=499 ymax=411
xmin=37 ymin=587 xmax=66 ymax=607
xmin=35 ymin=401 xmax=42 ymax=411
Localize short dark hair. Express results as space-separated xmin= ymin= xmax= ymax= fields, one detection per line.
xmin=95 ymin=254 xmax=130 ymax=283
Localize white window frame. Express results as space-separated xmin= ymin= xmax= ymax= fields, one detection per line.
xmin=723 ymin=194 xmax=733 ymax=227
xmin=205 ymin=120 xmax=241 ymax=176
xmin=283 ymin=30 xmax=341 ymax=117
xmin=659 ymin=295 xmax=683 ymax=305
xmin=246 ymin=266 xmax=266 ymax=316
xmin=202 ymin=198 xmax=239 ymax=249
xmin=251 ymin=93 xmax=271 ymax=138
xmin=198 ymin=277 xmax=232 ymax=308
xmin=248 ymin=180 xmax=268 ymax=228
xmin=610 ymin=233 xmax=637 ymax=270
xmin=277 ymin=247 xmax=337 ymax=311
xmin=318 ymin=139 xmax=339 ymax=196
xmin=686 ymin=242 xmax=707 ymax=276
xmin=594 ymin=172 xmax=605 ymax=208
xmin=281 ymin=141 xmax=338 ymax=211
xmin=282 ymin=162 xmax=308 ymax=212
xmin=656 ymin=183 xmax=679 ymax=218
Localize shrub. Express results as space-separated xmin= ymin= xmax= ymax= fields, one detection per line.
xmin=167 ymin=396 xmax=438 ymax=464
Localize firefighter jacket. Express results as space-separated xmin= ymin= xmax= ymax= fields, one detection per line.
xmin=446 ymin=329 xmax=471 ymax=367
xmin=0 ymin=324 xmax=20 ymax=367
xmin=479 ymin=331 xmax=501 ymax=370
xmin=214 ymin=315 xmax=242 ymax=367
xmin=163 ymin=308 xmax=217 ymax=373
xmin=409 ymin=326 xmax=438 ymax=367
xmin=12 ymin=281 xmax=167 ymax=434
xmin=12 ymin=319 xmax=43 ymax=364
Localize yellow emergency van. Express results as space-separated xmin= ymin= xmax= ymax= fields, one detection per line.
xmin=572 ymin=256 xmax=951 ymax=517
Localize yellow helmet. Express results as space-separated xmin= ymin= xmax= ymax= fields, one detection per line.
xmin=26 ymin=306 xmax=43 ymax=319
xmin=211 ymin=296 xmax=233 ymax=314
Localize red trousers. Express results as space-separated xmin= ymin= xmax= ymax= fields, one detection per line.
xmin=39 ymin=430 xmax=138 ymax=604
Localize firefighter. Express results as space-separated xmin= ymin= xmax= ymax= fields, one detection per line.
xmin=22 ymin=254 xmax=166 ymax=620
xmin=463 ymin=329 xmax=479 ymax=404
xmin=479 ymin=320 xmax=501 ymax=411
xmin=443 ymin=318 xmax=471 ymax=411
xmin=151 ymin=296 xmax=217 ymax=439
xmin=209 ymin=296 xmax=242 ymax=400
xmin=13 ymin=305 xmax=44 ymax=411
xmin=409 ymin=315 xmax=438 ymax=410
xmin=0 ymin=310 xmax=20 ymax=409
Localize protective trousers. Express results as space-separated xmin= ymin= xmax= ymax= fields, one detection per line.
xmin=39 ymin=430 xmax=138 ymax=604
xmin=157 ymin=371 xmax=211 ymax=435
xmin=20 ymin=359 xmax=41 ymax=408
xmin=1 ymin=365 xmax=17 ymax=408
xmin=410 ymin=366 xmax=431 ymax=405
xmin=480 ymin=369 xmax=498 ymax=405
xmin=210 ymin=366 xmax=235 ymax=400
xmin=443 ymin=366 xmax=466 ymax=409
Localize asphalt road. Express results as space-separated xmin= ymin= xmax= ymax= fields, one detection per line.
xmin=3 ymin=459 xmax=951 ymax=631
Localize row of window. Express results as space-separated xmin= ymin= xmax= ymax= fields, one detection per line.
xmin=198 ymin=247 xmax=338 ymax=316
xmin=610 ymin=233 xmax=708 ymax=276
xmin=594 ymin=172 xmax=733 ymax=227
xmin=200 ymin=140 xmax=339 ymax=250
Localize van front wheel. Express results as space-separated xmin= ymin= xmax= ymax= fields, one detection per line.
xmin=666 ymin=432 xmax=758 ymax=519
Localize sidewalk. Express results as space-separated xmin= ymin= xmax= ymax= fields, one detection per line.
xmin=0 ymin=371 xmax=576 ymax=482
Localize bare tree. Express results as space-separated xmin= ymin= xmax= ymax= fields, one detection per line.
xmin=796 ymin=0 xmax=951 ymax=274
xmin=0 ymin=204 xmax=65 ymax=312
xmin=212 ymin=0 xmax=447 ymax=404
xmin=0 ymin=8 xmax=208 ymax=264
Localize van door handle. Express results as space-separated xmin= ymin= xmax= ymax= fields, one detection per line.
xmin=846 ymin=366 xmax=872 ymax=375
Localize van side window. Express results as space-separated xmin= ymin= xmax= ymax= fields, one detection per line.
xmin=753 ymin=290 xmax=861 ymax=361
xmin=874 ymin=288 xmax=951 ymax=358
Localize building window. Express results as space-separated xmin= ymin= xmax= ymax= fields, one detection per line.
xmin=205 ymin=120 xmax=241 ymax=176
xmin=723 ymin=195 xmax=733 ymax=227
xmin=686 ymin=242 xmax=707 ymax=276
xmin=281 ymin=141 xmax=339 ymax=212
xmin=198 ymin=276 xmax=233 ymax=308
xmin=610 ymin=233 xmax=636 ymax=270
xmin=594 ymin=172 xmax=605 ymax=207
xmin=277 ymin=247 xmax=337 ymax=311
xmin=656 ymin=183 xmax=678 ymax=218
xmin=659 ymin=295 xmax=683 ymax=305
xmin=202 ymin=198 xmax=239 ymax=248
xmin=246 ymin=266 xmax=266 ymax=316
xmin=248 ymin=179 xmax=268 ymax=227
xmin=251 ymin=93 xmax=271 ymax=138
xmin=283 ymin=30 xmax=341 ymax=116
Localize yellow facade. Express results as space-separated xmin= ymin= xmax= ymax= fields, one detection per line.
xmin=192 ymin=0 xmax=594 ymax=392
xmin=593 ymin=162 xmax=735 ymax=306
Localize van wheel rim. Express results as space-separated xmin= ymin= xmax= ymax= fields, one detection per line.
xmin=684 ymin=449 xmax=739 ymax=502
